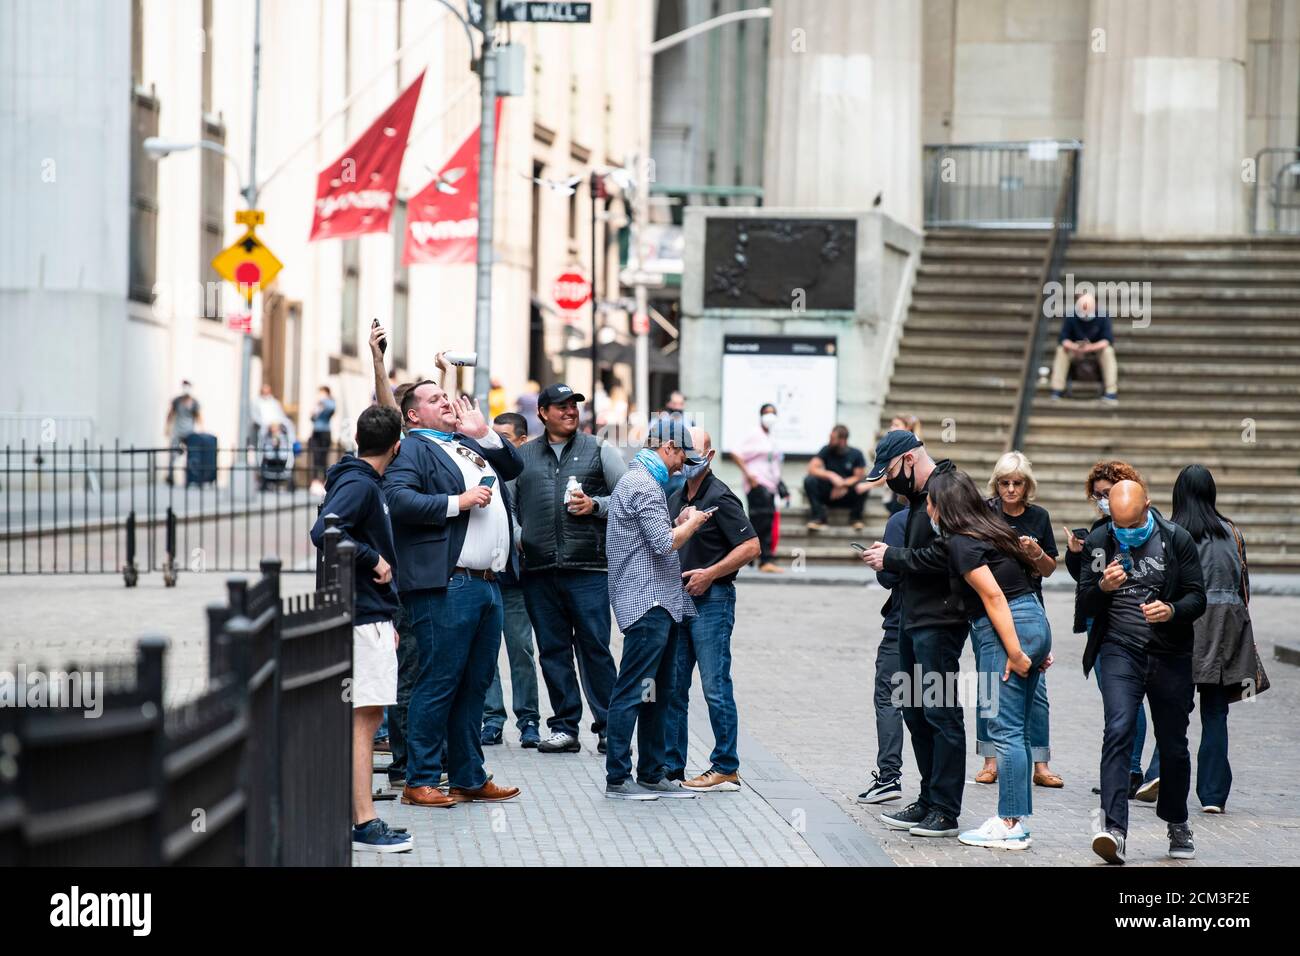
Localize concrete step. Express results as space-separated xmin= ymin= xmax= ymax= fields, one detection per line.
xmin=1029 ymin=394 xmax=1300 ymax=416
xmin=898 ymin=334 xmax=1300 ymax=362
xmin=910 ymin=299 xmax=1300 ymax=319
xmin=903 ymin=314 xmax=1300 ymax=339
xmin=913 ymin=280 xmax=1300 ymax=303
xmin=918 ymin=262 xmax=1300 ymax=284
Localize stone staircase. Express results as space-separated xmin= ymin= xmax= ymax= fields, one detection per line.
xmin=775 ymin=230 xmax=1300 ymax=572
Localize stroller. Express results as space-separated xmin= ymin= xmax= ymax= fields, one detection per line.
xmin=257 ymin=420 xmax=297 ymax=491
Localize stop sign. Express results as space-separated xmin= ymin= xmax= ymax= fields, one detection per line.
xmin=553 ymin=271 xmax=591 ymax=311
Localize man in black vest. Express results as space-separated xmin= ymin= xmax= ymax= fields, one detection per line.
xmin=515 ymin=383 xmax=627 ymax=753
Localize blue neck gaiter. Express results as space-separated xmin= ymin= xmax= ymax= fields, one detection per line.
xmin=1113 ymin=511 xmax=1155 ymax=549
xmin=635 ymin=448 xmax=670 ymax=487
xmin=409 ymin=427 xmax=456 ymax=442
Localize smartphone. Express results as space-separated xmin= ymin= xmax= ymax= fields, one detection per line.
xmin=1071 ymin=527 xmax=1088 ymax=541
xmin=371 ymin=318 xmax=387 ymax=354
xmin=700 ymin=505 xmax=719 ymax=515
xmin=850 ymin=542 xmax=868 ymax=553
xmin=478 ymin=475 xmax=496 ymax=488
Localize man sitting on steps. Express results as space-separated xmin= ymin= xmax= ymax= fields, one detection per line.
xmin=1050 ymin=290 xmax=1119 ymax=405
xmin=804 ymin=424 xmax=869 ymax=531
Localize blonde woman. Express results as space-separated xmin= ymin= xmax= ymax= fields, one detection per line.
xmin=971 ymin=452 xmax=1064 ymax=788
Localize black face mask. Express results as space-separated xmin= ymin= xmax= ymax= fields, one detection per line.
xmin=885 ymin=459 xmax=915 ymax=497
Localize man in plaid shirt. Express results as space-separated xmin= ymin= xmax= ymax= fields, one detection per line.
xmin=603 ymin=418 xmax=714 ymax=800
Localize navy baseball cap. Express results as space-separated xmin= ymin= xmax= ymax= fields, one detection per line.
xmin=538 ymin=383 xmax=586 ymax=408
xmin=645 ymin=417 xmax=706 ymax=465
xmin=865 ymin=430 xmax=924 ymax=481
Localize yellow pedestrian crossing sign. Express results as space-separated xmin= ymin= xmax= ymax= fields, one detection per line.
xmin=212 ymin=214 xmax=282 ymax=301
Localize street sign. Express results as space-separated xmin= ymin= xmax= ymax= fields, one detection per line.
xmin=553 ymin=270 xmax=592 ymax=311
xmin=470 ymin=1 xmax=592 ymax=28
xmin=212 ymin=217 xmax=283 ymax=301
xmin=620 ymin=268 xmax=665 ymax=289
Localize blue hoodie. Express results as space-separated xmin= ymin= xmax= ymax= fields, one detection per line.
xmin=310 ymin=454 xmax=400 ymax=626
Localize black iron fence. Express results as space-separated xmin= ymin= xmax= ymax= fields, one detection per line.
xmin=0 ymin=442 xmax=344 ymax=581
xmin=0 ymin=520 xmax=355 ymax=866
xmin=924 ymin=141 xmax=1082 ymax=230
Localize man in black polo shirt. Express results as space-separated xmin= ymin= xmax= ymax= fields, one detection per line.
xmin=1050 ymin=290 xmax=1118 ymax=404
xmin=804 ymin=424 xmax=869 ymax=531
xmin=664 ymin=426 xmax=760 ymax=792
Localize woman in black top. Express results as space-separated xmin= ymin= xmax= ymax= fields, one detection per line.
xmin=926 ymin=469 xmax=1052 ymax=851
xmin=1171 ymin=465 xmax=1268 ymax=813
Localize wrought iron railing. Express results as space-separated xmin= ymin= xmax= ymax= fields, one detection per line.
xmin=924 ymin=141 xmax=1082 ymax=230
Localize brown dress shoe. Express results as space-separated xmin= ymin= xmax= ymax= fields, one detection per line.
xmin=449 ymin=780 xmax=521 ymax=803
xmin=401 ymin=785 xmax=457 ymax=808
xmin=1033 ymin=769 xmax=1065 ymax=788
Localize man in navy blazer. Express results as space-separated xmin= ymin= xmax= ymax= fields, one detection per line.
xmin=385 ymin=381 xmax=524 ymax=808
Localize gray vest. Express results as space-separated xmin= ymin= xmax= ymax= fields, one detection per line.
xmin=516 ymin=432 xmax=611 ymax=571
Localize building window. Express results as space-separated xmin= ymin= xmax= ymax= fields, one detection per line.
xmin=392 ymin=199 xmax=410 ymax=368
xmin=200 ymin=114 xmax=225 ymax=320
xmin=341 ymin=238 xmax=360 ymax=356
xmin=129 ymin=87 xmax=161 ymax=304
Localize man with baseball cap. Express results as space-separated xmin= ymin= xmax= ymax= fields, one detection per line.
xmin=603 ymin=417 xmax=712 ymax=799
xmin=859 ymin=430 xmax=969 ymax=839
xmin=514 ymin=382 xmax=628 ymax=754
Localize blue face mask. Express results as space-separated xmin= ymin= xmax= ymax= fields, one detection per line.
xmin=1113 ymin=511 xmax=1155 ymax=549
xmin=680 ymin=459 xmax=710 ymax=482
xmin=409 ymin=427 xmax=455 ymax=442
xmin=635 ymin=448 xmax=670 ymax=487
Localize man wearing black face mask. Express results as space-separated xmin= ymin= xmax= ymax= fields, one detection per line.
xmin=861 ymin=430 xmax=967 ymax=838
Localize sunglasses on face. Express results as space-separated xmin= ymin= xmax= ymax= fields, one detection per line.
xmin=998 ymin=479 xmax=1026 ymax=489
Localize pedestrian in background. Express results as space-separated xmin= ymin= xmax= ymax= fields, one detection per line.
xmin=804 ymin=424 xmax=869 ymax=531
xmin=480 ymin=411 xmax=543 ymax=749
xmin=857 ymin=500 xmax=909 ymax=805
xmin=164 ymin=380 xmax=203 ymax=485
xmin=664 ymin=426 xmax=759 ymax=793
xmin=1171 ymin=464 xmax=1269 ymax=815
xmin=973 ymin=451 xmax=1063 ymax=789
xmin=603 ymin=419 xmax=712 ymax=800
xmin=310 ymin=403 xmax=411 ymax=854
xmin=514 ymin=384 xmax=626 ymax=754
xmin=731 ymin=403 xmax=785 ymax=573
xmin=309 ymin=385 xmax=336 ymax=492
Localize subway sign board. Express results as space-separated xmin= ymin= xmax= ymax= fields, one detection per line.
xmin=470 ymin=2 xmax=592 ymax=26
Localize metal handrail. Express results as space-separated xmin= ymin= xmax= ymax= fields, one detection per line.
xmin=1006 ymin=149 xmax=1078 ymax=453
xmin=1251 ymin=147 xmax=1300 ymax=234
xmin=923 ymin=140 xmax=1082 ymax=229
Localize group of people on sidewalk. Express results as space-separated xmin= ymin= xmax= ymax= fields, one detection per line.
xmin=310 ymin=326 xmax=761 ymax=852
xmin=857 ymin=429 xmax=1269 ymax=863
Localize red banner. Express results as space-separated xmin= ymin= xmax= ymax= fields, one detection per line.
xmin=309 ymin=71 xmax=425 ymax=241
xmin=403 ymin=100 xmax=503 ymax=265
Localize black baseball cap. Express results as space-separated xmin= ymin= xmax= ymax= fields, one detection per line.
xmin=865 ymin=430 xmax=924 ymax=481
xmin=645 ymin=417 xmax=706 ymax=465
xmin=538 ymin=383 xmax=586 ymax=408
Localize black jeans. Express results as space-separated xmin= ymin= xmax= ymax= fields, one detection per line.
xmin=898 ymin=620 xmax=968 ymax=818
xmin=308 ymin=431 xmax=331 ymax=482
xmin=746 ymin=486 xmax=777 ymax=563
xmin=873 ymin=627 xmax=904 ymax=783
xmin=1096 ymin=641 xmax=1193 ymax=835
xmin=387 ymin=608 xmax=420 ymax=784
xmin=803 ymin=474 xmax=866 ymax=523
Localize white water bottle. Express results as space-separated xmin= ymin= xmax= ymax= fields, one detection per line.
xmin=564 ymin=475 xmax=581 ymax=506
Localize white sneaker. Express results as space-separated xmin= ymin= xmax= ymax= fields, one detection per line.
xmin=958 ymin=816 xmax=1032 ymax=850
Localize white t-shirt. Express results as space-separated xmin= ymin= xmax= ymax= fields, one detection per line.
xmin=420 ymin=430 xmax=510 ymax=572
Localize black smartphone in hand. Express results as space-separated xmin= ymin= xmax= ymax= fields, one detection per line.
xmin=479 ymin=476 xmax=496 ymax=488
xmin=850 ymin=542 xmax=868 ymax=553
xmin=1071 ymin=528 xmax=1088 ymax=541
xmin=372 ymin=318 xmax=387 ymax=354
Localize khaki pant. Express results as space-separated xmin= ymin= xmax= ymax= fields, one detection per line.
xmin=1051 ymin=343 xmax=1117 ymax=394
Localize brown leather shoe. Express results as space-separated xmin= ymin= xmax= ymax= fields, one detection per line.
xmin=449 ymin=780 xmax=521 ymax=803
xmin=975 ymin=766 xmax=998 ymax=785
xmin=401 ymin=785 xmax=457 ymax=808
xmin=1033 ymin=769 xmax=1064 ymax=788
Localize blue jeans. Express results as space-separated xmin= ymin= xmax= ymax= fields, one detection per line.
xmin=665 ymin=583 xmax=739 ymax=776
xmin=523 ymin=569 xmax=617 ymax=737
xmin=1091 ymin=646 xmax=1151 ymax=776
xmin=970 ymin=619 xmax=1051 ymax=762
xmin=375 ymin=709 xmax=389 ymax=741
xmin=605 ymin=607 xmax=679 ymax=786
xmin=483 ymin=585 xmax=541 ymax=732
xmin=1096 ymin=641 xmax=1193 ymax=835
xmin=404 ymin=576 xmax=503 ymax=790
xmin=1196 ymin=683 xmax=1232 ymax=808
xmin=972 ymin=594 xmax=1052 ymax=819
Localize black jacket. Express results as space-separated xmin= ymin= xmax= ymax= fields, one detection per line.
xmin=384 ymin=432 xmax=523 ymax=593
xmin=879 ymin=459 xmax=967 ymax=631
xmin=1077 ymin=510 xmax=1207 ymax=676
xmin=1066 ymin=514 xmax=1109 ymax=633
xmin=310 ymin=455 xmax=400 ymax=626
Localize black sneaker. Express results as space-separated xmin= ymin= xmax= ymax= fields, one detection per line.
xmin=857 ymin=771 xmax=903 ymax=805
xmin=1168 ymin=822 xmax=1195 ymax=859
xmin=597 ymin=733 xmax=608 ymax=754
xmin=880 ymin=801 xmax=929 ymax=831
xmin=1092 ymin=827 xmax=1126 ymax=864
xmin=909 ymin=809 xmax=960 ymax=837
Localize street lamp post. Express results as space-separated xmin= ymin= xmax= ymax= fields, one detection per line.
xmin=630 ymin=5 xmax=772 ymax=422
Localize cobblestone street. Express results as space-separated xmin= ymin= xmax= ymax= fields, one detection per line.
xmin=3 ymin=572 xmax=1297 ymax=866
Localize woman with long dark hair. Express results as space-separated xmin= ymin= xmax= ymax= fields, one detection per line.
xmin=1171 ymin=464 xmax=1268 ymax=813
xmin=925 ymin=469 xmax=1052 ymax=850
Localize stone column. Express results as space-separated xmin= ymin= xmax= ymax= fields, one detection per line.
xmin=1079 ymin=0 xmax=1249 ymax=237
xmin=762 ymin=0 xmax=923 ymax=230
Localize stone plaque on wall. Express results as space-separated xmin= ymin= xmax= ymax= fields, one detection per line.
xmin=703 ymin=218 xmax=857 ymax=311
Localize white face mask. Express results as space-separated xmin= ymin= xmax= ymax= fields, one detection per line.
xmin=760 ymin=413 xmax=777 ymax=430
xmin=1098 ymin=497 xmax=1111 ymax=516
xmin=929 ymin=516 xmax=942 ymax=535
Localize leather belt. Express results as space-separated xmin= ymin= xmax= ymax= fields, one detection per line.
xmin=454 ymin=566 xmax=496 ymax=582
